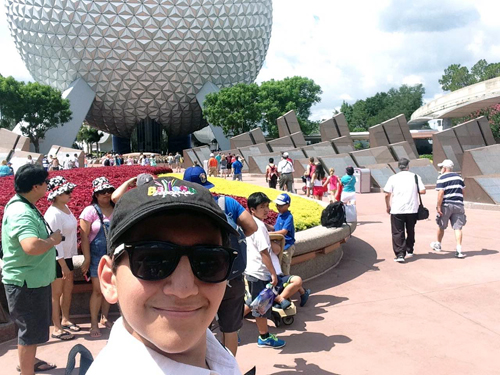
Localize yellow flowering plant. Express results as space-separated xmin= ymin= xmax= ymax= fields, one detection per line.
xmin=159 ymin=173 xmax=323 ymax=231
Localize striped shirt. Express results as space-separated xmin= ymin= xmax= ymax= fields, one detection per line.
xmin=436 ymin=172 xmax=465 ymax=205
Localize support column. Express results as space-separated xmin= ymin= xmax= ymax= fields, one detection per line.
xmin=112 ymin=135 xmax=131 ymax=154
xmin=136 ymin=117 xmax=162 ymax=153
xmin=168 ymin=135 xmax=191 ymax=153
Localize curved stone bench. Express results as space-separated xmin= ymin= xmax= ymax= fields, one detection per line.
xmin=291 ymin=222 xmax=356 ymax=280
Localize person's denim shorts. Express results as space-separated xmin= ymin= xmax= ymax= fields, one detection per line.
xmin=437 ymin=203 xmax=467 ymax=230
xmin=4 ymin=283 xmax=51 ymax=346
xmin=246 ymin=275 xmax=272 ymax=318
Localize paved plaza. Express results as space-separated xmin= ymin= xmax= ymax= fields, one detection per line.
xmin=1 ymin=174 xmax=499 ymax=374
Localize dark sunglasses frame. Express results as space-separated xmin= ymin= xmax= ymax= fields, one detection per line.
xmin=96 ymin=188 xmax=114 ymax=195
xmin=114 ymin=241 xmax=238 ymax=283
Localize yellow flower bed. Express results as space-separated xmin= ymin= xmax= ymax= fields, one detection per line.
xmin=159 ymin=173 xmax=323 ymax=231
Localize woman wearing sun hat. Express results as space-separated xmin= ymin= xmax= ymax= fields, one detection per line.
xmin=44 ymin=176 xmax=79 ymax=341
xmin=79 ymin=177 xmax=115 ymax=338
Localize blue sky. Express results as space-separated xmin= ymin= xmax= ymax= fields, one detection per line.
xmin=2 ymin=0 xmax=500 ymax=121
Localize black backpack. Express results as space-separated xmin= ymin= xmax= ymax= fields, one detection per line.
xmin=321 ymin=201 xmax=346 ymax=228
xmin=103 ymin=158 xmax=110 ymax=166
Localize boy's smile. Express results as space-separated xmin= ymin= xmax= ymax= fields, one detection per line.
xmin=100 ymin=213 xmax=226 ymax=367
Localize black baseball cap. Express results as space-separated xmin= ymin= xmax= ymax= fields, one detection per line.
xmin=107 ymin=176 xmax=237 ymax=254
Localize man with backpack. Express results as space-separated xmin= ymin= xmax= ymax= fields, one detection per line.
xmin=183 ymin=165 xmax=257 ymax=356
xmin=265 ymin=158 xmax=279 ymax=189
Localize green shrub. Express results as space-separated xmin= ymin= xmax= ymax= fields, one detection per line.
xmin=419 ymin=154 xmax=433 ymax=162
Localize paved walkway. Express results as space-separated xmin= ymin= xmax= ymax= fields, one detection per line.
xmin=1 ymin=174 xmax=499 ymax=374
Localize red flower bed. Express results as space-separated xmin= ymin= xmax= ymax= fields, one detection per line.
xmin=0 ymin=166 xmax=277 ymax=240
xmin=0 ymin=166 xmax=171 ymax=241
xmin=219 ymin=194 xmax=278 ymax=227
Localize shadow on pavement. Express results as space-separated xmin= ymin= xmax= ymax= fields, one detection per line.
xmin=0 ymin=339 xmax=16 ymax=358
xmin=308 ymin=235 xmax=382 ymax=295
xmin=277 ymin=331 xmax=351 ymax=355
xmin=356 ymin=220 xmax=383 ymax=226
xmin=404 ymin=248 xmax=498 ymax=262
xmin=273 ymin=358 xmax=340 ymax=374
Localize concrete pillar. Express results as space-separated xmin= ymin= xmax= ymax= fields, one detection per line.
xmin=442 ymin=118 xmax=453 ymax=130
xmin=168 ymin=134 xmax=191 ymax=153
xmin=112 ymin=135 xmax=131 ymax=154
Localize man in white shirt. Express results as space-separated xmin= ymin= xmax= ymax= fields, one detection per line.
xmin=384 ymin=158 xmax=426 ymax=263
xmin=277 ymin=152 xmax=294 ymax=192
xmin=89 ymin=177 xmax=242 ymax=374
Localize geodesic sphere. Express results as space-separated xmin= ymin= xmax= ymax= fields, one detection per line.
xmin=6 ymin=0 xmax=273 ymax=137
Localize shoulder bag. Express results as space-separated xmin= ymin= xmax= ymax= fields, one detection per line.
xmin=414 ymin=175 xmax=429 ymax=220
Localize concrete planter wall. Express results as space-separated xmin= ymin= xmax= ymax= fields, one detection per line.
xmin=291 ymin=223 xmax=357 ymax=280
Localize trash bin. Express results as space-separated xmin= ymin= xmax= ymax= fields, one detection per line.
xmin=354 ymin=168 xmax=371 ymax=193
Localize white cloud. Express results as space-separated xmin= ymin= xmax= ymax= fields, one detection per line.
xmin=339 ymin=94 xmax=354 ymax=102
xmin=402 ymin=75 xmax=424 ymax=86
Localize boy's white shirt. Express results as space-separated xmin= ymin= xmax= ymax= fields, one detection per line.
xmin=270 ymin=250 xmax=283 ymax=276
xmin=87 ymin=317 xmax=241 ymax=375
xmin=244 ymin=216 xmax=272 ymax=281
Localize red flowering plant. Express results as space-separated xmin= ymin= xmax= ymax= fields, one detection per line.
xmin=453 ymin=104 xmax=500 ymax=139
xmin=215 ymin=193 xmax=278 ymax=227
xmin=0 ymin=166 xmax=172 ymax=243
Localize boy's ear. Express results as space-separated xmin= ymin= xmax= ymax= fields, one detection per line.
xmin=98 ymin=255 xmax=118 ymax=304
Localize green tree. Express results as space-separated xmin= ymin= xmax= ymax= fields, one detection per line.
xmin=439 ymin=59 xmax=500 ymax=92
xmin=202 ymin=76 xmax=322 ymax=138
xmin=0 ymin=74 xmax=25 ymax=129
xmin=259 ymin=76 xmax=322 ymax=137
xmin=18 ymin=82 xmax=72 ymax=153
xmin=76 ymin=124 xmax=103 ymax=153
xmin=203 ymin=83 xmax=261 ymax=136
xmin=340 ymin=84 xmax=425 ymax=131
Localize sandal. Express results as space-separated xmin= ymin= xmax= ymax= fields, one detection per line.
xmin=90 ymin=328 xmax=102 ymax=338
xmin=16 ymin=359 xmax=57 ymax=372
xmin=51 ymin=331 xmax=75 ymax=341
xmin=62 ymin=323 xmax=81 ymax=332
xmin=101 ymin=320 xmax=113 ymax=329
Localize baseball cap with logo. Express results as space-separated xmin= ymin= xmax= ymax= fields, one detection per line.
xmin=183 ymin=165 xmax=214 ymax=189
xmin=107 ymin=176 xmax=236 ymax=254
xmin=136 ymin=173 xmax=154 ymax=186
xmin=437 ymin=159 xmax=454 ymax=169
xmin=274 ymin=193 xmax=291 ymax=206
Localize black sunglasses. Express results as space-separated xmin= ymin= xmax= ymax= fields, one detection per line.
xmin=97 ymin=188 xmax=114 ymax=195
xmin=114 ymin=241 xmax=238 ymax=283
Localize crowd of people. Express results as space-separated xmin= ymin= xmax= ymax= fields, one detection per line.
xmin=99 ymin=152 xmax=183 ymax=170
xmin=0 ymin=150 xmax=469 ymax=374
xmin=1 ymin=162 xmax=312 ymax=374
xmin=207 ymin=152 xmax=245 ymax=180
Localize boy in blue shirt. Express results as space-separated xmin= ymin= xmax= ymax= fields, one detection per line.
xmin=268 ymin=193 xmax=295 ymax=275
xmin=232 ymin=156 xmax=243 ymax=181
xmin=267 ymin=193 xmax=310 ymax=308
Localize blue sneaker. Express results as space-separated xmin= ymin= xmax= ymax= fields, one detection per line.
xmin=273 ymin=299 xmax=291 ymax=310
xmin=257 ymin=333 xmax=286 ymax=348
xmin=300 ymin=289 xmax=311 ymax=307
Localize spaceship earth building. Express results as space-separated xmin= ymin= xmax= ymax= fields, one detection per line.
xmin=5 ymin=0 xmax=273 ymax=138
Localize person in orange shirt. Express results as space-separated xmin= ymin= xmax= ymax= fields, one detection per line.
xmin=208 ymin=153 xmax=218 ymax=177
